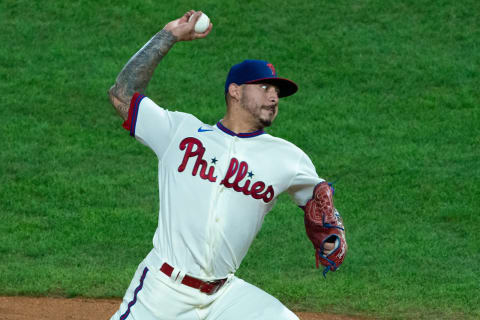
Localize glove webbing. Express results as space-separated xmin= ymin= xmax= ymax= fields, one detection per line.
xmin=316 ymin=210 xmax=344 ymax=278
xmin=316 ymin=245 xmax=340 ymax=278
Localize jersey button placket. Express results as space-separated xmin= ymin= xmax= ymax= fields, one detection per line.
xmin=207 ymin=135 xmax=236 ymax=270
xmin=206 ymin=151 xmax=228 ymax=272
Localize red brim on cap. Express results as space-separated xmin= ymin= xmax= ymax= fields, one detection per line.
xmin=246 ymin=77 xmax=298 ymax=98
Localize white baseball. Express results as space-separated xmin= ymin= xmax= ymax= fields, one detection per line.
xmin=188 ymin=12 xmax=210 ymax=33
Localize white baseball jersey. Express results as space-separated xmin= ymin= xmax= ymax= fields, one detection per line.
xmin=123 ymin=93 xmax=323 ymax=280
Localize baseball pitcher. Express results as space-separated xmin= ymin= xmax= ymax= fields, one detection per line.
xmin=108 ymin=10 xmax=347 ymax=320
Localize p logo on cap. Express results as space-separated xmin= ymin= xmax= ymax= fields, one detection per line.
xmin=266 ymin=63 xmax=276 ymax=76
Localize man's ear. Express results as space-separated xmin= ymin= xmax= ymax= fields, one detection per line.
xmin=228 ymin=83 xmax=241 ymax=101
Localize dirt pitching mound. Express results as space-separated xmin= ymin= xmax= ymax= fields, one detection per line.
xmin=0 ymin=296 xmax=364 ymax=320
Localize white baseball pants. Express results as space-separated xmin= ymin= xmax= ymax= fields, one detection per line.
xmin=110 ymin=256 xmax=298 ymax=320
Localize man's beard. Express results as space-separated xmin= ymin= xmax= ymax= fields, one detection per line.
xmin=260 ymin=118 xmax=272 ymax=127
xmin=240 ymin=96 xmax=275 ymax=129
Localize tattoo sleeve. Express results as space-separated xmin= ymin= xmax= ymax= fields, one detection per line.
xmin=108 ymin=29 xmax=177 ymax=120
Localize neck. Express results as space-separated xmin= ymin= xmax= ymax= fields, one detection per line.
xmin=221 ymin=113 xmax=263 ymax=133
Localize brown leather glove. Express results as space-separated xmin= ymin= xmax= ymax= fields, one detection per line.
xmin=304 ymin=182 xmax=347 ymax=277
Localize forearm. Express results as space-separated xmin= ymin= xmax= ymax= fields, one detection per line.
xmin=108 ymin=29 xmax=177 ymax=119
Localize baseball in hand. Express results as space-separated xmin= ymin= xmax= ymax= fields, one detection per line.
xmin=189 ymin=12 xmax=210 ymax=33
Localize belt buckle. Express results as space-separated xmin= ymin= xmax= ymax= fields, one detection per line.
xmin=201 ymin=280 xmax=223 ymax=295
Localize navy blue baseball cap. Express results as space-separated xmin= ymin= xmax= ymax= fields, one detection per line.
xmin=225 ymin=60 xmax=298 ymax=98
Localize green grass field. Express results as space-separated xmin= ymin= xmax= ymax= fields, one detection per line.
xmin=1 ymin=0 xmax=479 ymax=319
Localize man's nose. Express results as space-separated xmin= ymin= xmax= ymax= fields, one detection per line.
xmin=268 ymin=89 xmax=279 ymax=103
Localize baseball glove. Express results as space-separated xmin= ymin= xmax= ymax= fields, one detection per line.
xmin=304 ymin=182 xmax=347 ymax=277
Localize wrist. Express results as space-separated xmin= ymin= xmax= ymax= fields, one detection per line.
xmin=155 ymin=29 xmax=177 ymax=55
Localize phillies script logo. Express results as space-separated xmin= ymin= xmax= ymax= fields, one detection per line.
xmin=177 ymin=137 xmax=275 ymax=203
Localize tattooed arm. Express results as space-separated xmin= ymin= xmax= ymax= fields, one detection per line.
xmin=108 ymin=30 xmax=176 ymax=119
xmin=108 ymin=10 xmax=213 ymax=120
